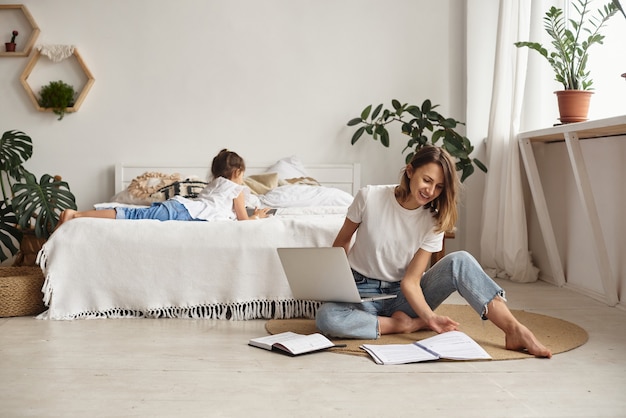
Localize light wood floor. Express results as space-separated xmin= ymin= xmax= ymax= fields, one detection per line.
xmin=1 ymin=278 xmax=625 ymax=418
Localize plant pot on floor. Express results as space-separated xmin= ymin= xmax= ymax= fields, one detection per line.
xmin=555 ymin=90 xmax=593 ymax=124
xmin=13 ymin=231 xmax=47 ymax=267
xmin=5 ymin=42 xmax=16 ymax=52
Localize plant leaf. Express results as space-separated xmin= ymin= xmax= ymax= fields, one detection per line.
xmin=11 ymin=173 xmax=77 ymax=239
xmin=360 ymin=105 xmax=372 ymax=121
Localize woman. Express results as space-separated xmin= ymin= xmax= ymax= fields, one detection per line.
xmin=315 ymin=145 xmax=551 ymax=358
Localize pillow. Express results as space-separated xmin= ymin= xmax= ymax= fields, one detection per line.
xmin=244 ymin=172 xmax=279 ymax=195
xmin=111 ymin=172 xmax=182 ymax=205
xmin=284 ymin=176 xmax=321 ymax=186
xmin=265 ymin=156 xmax=309 ymax=180
xmin=260 ymin=184 xmax=354 ymax=207
xmin=151 ymin=180 xmax=209 ymax=200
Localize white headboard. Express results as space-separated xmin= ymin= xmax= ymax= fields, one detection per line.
xmin=115 ymin=163 xmax=361 ymax=196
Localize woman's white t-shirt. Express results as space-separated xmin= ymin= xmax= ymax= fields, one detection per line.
xmin=174 ymin=177 xmax=244 ymax=221
xmin=346 ymin=185 xmax=444 ymax=282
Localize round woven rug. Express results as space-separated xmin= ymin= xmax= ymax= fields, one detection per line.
xmin=265 ymin=304 xmax=588 ymax=360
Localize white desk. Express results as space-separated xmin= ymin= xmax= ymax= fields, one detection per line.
xmin=518 ymin=115 xmax=626 ymax=307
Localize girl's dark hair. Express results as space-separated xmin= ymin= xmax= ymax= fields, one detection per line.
xmin=395 ymin=145 xmax=459 ymax=233
xmin=211 ymin=149 xmax=246 ymax=180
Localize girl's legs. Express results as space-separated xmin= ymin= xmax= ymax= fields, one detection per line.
xmin=57 ymin=201 xmax=194 ymax=229
xmin=58 ymin=208 xmax=115 ymax=227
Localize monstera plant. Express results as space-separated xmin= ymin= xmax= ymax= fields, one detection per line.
xmin=347 ymin=99 xmax=487 ymax=182
xmin=0 ymin=129 xmax=77 ymax=264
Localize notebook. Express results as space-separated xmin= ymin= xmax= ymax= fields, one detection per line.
xmin=276 ymin=247 xmax=397 ymax=303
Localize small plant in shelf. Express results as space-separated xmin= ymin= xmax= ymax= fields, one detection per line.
xmin=38 ymin=80 xmax=76 ymax=121
xmin=5 ymin=30 xmax=18 ymax=52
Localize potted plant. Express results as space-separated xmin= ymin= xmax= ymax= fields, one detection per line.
xmin=347 ymin=99 xmax=487 ymax=182
xmin=514 ymin=0 xmax=618 ymax=123
xmin=0 ymin=129 xmax=77 ymax=265
xmin=5 ymin=30 xmax=17 ymax=52
xmin=38 ymin=80 xmax=76 ymax=121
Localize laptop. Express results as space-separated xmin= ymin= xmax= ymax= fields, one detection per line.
xmin=246 ymin=207 xmax=277 ymax=217
xmin=276 ymin=247 xmax=397 ymax=303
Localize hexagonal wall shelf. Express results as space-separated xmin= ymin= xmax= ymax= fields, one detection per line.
xmin=20 ymin=47 xmax=95 ymax=115
xmin=0 ymin=4 xmax=40 ymax=57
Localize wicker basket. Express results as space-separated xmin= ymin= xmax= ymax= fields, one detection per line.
xmin=0 ymin=266 xmax=46 ymax=317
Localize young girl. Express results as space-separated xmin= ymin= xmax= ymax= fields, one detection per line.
xmin=315 ymin=145 xmax=552 ymax=358
xmin=58 ymin=149 xmax=271 ymax=226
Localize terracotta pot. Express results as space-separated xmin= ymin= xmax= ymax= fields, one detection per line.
xmin=4 ymin=42 xmax=16 ymax=52
xmin=555 ymin=90 xmax=593 ymax=124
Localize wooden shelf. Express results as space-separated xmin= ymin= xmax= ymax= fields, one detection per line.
xmin=0 ymin=4 xmax=40 ymax=57
xmin=519 ymin=115 xmax=626 ymax=143
xmin=19 ymin=48 xmax=95 ymax=114
xmin=518 ymin=116 xmax=626 ymax=306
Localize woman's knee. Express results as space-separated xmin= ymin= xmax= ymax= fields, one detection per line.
xmin=315 ymin=303 xmax=342 ymax=335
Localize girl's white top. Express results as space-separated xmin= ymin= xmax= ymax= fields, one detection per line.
xmin=174 ymin=177 xmax=244 ymax=221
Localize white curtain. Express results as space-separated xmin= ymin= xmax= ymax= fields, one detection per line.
xmin=479 ymin=0 xmax=539 ymax=283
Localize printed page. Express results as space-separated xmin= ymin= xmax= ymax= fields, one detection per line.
xmin=273 ymin=333 xmax=335 ymax=355
xmin=415 ymin=331 xmax=491 ymax=360
xmin=360 ymin=343 xmax=439 ymax=365
xmin=248 ymin=332 xmax=302 ymax=350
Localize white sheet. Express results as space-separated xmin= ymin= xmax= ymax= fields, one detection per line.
xmin=37 ymin=209 xmax=346 ymax=320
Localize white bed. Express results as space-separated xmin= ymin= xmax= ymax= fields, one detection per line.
xmin=37 ymin=158 xmax=361 ymax=320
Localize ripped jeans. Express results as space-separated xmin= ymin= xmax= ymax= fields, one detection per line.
xmin=315 ymin=251 xmax=505 ymax=339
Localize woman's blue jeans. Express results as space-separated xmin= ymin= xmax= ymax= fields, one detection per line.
xmin=315 ymin=251 xmax=505 ymax=339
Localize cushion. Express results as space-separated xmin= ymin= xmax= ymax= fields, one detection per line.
xmin=284 ymin=176 xmax=321 ymax=186
xmin=112 ymin=172 xmax=182 ymax=205
xmin=151 ymin=180 xmax=209 ymax=200
xmin=260 ymin=184 xmax=354 ymax=207
xmin=244 ymin=172 xmax=279 ymax=195
xmin=265 ymin=156 xmax=309 ymax=180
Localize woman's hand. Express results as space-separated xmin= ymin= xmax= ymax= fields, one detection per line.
xmin=425 ymin=314 xmax=459 ymax=334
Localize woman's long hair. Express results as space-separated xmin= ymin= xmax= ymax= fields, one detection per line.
xmin=395 ymin=145 xmax=460 ymax=233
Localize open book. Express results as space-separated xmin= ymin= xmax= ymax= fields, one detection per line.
xmin=249 ymin=331 xmax=338 ymax=356
xmin=360 ymin=331 xmax=492 ymax=365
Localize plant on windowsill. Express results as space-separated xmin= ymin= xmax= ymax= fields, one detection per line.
xmin=38 ymin=80 xmax=76 ymax=121
xmin=0 ymin=129 xmax=77 ymax=265
xmin=347 ymin=99 xmax=488 ymax=182
xmin=514 ymin=0 xmax=619 ymax=123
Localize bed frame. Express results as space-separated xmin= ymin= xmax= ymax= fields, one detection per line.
xmin=115 ymin=162 xmax=362 ymax=196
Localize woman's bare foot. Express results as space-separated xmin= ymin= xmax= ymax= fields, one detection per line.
xmin=485 ymin=297 xmax=552 ymax=358
xmin=505 ymin=323 xmax=552 ymax=358
xmin=378 ymin=311 xmax=430 ymax=335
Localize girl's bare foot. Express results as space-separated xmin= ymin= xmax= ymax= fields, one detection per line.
xmin=378 ymin=311 xmax=430 ymax=335
xmin=505 ymin=323 xmax=552 ymax=358
xmin=56 ymin=209 xmax=76 ymax=229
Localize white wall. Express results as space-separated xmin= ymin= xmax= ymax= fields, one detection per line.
xmin=0 ymin=0 xmax=472 ymax=209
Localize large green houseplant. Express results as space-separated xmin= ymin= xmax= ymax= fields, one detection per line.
xmin=347 ymin=99 xmax=487 ymax=182
xmin=0 ymin=129 xmax=77 ymax=264
xmin=514 ymin=0 xmax=618 ymax=122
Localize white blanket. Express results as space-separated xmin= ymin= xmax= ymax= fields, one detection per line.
xmin=38 ymin=211 xmax=346 ymax=320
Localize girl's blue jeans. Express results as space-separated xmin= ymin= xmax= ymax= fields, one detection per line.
xmin=115 ymin=200 xmax=195 ymax=221
xmin=315 ymin=251 xmax=505 ymax=339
